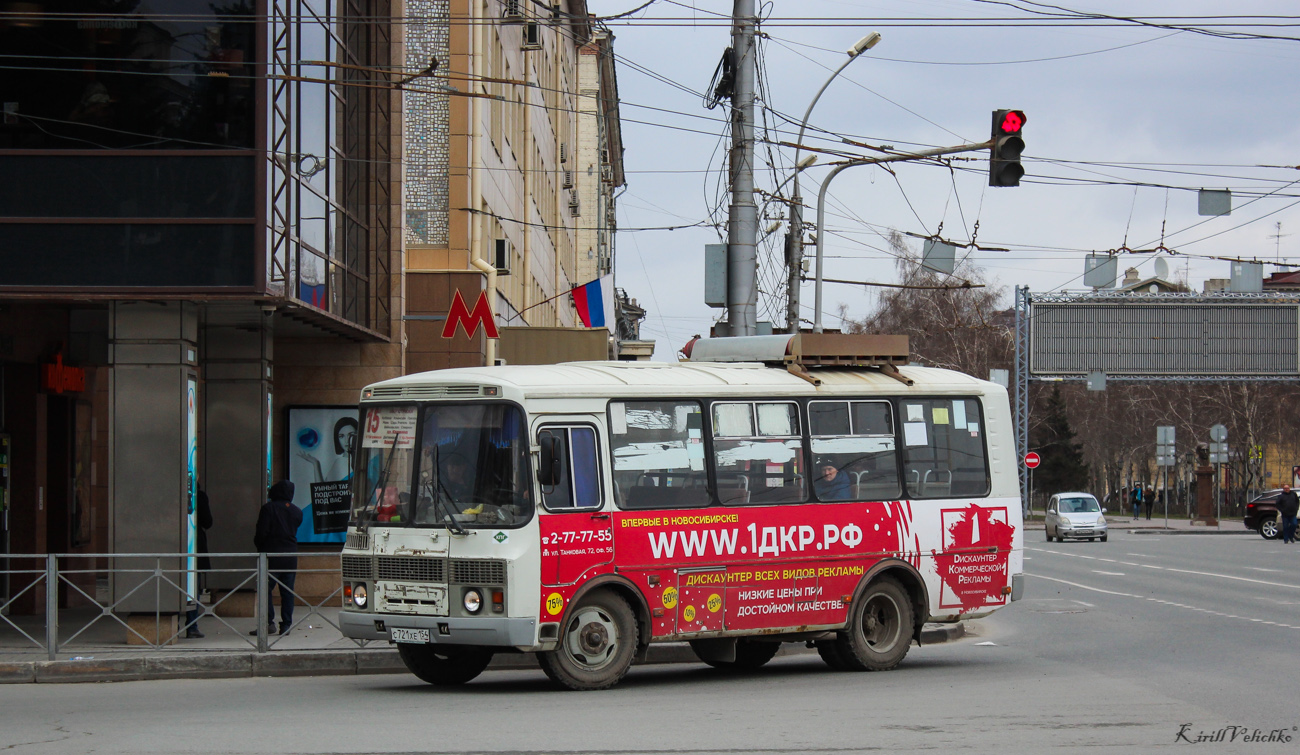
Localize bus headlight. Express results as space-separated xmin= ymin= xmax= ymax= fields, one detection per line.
xmin=353 ymin=584 xmax=368 ymax=609
xmin=463 ymin=588 xmax=483 ymax=614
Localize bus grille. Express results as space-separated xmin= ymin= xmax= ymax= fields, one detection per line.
xmin=341 ymin=555 xmax=373 ymax=580
xmin=450 ymin=558 xmax=507 ymax=585
xmin=377 ymin=556 xmax=446 ymax=583
xmin=345 ymin=531 xmax=370 ymax=550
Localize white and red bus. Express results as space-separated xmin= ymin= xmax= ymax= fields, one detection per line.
xmin=338 ymin=334 xmax=1023 ymax=690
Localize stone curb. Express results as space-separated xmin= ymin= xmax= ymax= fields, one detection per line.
xmin=0 ymin=623 xmax=966 ymax=684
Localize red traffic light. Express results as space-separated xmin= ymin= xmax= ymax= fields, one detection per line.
xmin=999 ymin=110 xmax=1025 ymax=134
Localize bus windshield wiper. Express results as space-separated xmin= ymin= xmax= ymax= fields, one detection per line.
xmin=431 ymin=444 xmax=468 ymax=536
xmin=358 ymin=434 xmax=400 ymax=534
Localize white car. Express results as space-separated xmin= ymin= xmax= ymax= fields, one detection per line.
xmin=1046 ymin=492 xmax=1108 ymax=542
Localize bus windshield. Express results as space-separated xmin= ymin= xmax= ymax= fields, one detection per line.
xmin=351 ymin=403 xmax=531 ymax=529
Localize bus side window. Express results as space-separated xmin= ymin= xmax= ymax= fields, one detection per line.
xmin=809 ymin=400 xmax=900 ymax=502
xmin=900 ymin=398 xmax=990 ymax=499
xmin=609 ymin=400 xmax=711 ymax=510
xmin=711 ymin=401 xmax=805 ymax=505
xmin=539 ymin=426 xmax=602 ymax=511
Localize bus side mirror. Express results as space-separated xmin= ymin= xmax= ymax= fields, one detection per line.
xmin=537 ymin=434 xmax=563 ymax=487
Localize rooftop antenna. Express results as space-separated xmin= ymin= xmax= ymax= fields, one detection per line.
xmin=1269 ymin=222 xmax=1290 ymax=264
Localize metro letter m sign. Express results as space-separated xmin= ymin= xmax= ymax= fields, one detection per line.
xmin=442 ymin=290 xmax=500 ymax=339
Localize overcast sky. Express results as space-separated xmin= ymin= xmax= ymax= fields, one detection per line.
xmin=595 ymin=1 xmax=1300 ymax=358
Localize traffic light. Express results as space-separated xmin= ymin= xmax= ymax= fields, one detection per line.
xmin=988 ymin=109 xmax=1026 ymax=187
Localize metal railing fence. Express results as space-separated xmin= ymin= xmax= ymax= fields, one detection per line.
xmin=0 ymin=552 xmax=367 ymax=660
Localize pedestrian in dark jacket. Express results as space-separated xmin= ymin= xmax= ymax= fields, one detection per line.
xmin=1276 ymin=484 xmax=1300 ymax=544
xmin=1130 ymin=485 xmax=1142 ymax=521
xmin=251 ymin=480 xmax=302 ymax=636
xmin=185 ymin=486 xmax=214 ymax=639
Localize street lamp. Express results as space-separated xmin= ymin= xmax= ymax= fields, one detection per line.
xmin=785 ymin=32 xmax=880 ymax=333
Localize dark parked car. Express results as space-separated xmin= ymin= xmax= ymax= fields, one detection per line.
xmin=1245 ymin=489 xmax=1282 ymax=539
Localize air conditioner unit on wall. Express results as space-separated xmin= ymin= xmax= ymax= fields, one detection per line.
xmin=522 ymin=21 xmax=542 ymax=50
xmin=494 ymin=238 xmax=513 ymax=275
xmin=562 ymin=169 xmax=573 ymax=188
xmin=600 ymin=165 xmax=613 ymax=183
xmin=568 ymin=190 xmax=580 ymax=217
xmin=559 ymin=143 xmax=569 ymax=163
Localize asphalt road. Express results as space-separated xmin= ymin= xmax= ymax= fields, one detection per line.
xmin=2 ymin=529 xmax=1296 ymax=754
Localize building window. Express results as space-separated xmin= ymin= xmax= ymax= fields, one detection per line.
xmin=0 ymin=0 xmax=256 ymax=149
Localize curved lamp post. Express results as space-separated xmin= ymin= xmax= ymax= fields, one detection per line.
xmin=786 ymin=32 xmax=881 ymax=332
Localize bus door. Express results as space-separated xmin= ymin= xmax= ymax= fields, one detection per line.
xmin=536 ymin=423 xmax=613 ymax=586
xmin=677 ymin=566 xmax=726 ymax=633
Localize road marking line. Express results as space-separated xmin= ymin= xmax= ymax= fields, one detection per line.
xmin=1245 ymin=567 xmax=1281 ymax=573
xmin=1026 ymin=573 xmax=1300 ymax=630
xmin=1093 ymin=570 xmax=1125 ymax=576
xmin=1026 ymin=548 xmax=1300 ymax=588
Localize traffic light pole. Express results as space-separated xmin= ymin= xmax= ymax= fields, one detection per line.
xmin=811 ymin=139 xmax=994 ymax=332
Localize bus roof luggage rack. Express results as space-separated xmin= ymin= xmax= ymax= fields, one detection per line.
xmin=683 ymin=334 xmax=911 ymax=387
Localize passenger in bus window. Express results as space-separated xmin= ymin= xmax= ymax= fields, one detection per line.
xmin=814 ymin=458 xmax=852 ymax=501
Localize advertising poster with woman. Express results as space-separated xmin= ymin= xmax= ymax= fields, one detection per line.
xmin=286 ymin=406 xmax=357 ymax=544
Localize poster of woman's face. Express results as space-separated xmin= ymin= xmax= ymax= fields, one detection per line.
xmin=287 ymin=406 xmax=359 ymax=543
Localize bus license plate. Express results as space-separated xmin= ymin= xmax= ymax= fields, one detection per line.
xmin=390 ymin=627 xmax=430 ymax=644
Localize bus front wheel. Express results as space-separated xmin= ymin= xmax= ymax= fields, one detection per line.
xmin=539 ymin=590 xmax=638 ymax=691
xmin=833 ymin=578 xmax=913 ymax=672
xmin=397 ymin=644 xmax=493 ymax=686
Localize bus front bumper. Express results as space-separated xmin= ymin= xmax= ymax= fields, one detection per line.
xmin=340 ymin=610 xmax=538 ymax=648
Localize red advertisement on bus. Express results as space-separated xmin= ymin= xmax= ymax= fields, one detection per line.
xmin=539 ymin=500 xmax=1013 ymax=637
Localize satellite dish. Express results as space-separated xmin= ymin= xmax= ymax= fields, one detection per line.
xmin=1154 ymin=256 xmax=1169 ymax=279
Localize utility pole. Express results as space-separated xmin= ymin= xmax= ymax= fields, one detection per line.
xmin=726 ymin=0 xmax=758 ymax=336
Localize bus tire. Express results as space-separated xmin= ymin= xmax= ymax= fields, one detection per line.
xmin=833 ymin=577 xmax=913 ymax=672
xmin=815 ymin=640 xmax=850 ymax=670
xmin=397 ymin=644 xmax=493 ymax=686
xmin=538 ymin=590 xmax=638 ymax=691
xmin=693 ymin=639 xmax=781 ymax=671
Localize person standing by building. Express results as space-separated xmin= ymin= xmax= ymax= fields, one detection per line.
xmin=185 ymin=486 xmax=214 ymax=638
xmin=1131 ymin=484 xmax=1142 ymax=521
xmin=1146 ymin=486 xmax=1156 ymax=520
xmin=251 ymin=481 xmax=302 ymax=636
xmin=1276 ymin=484 xmax=1299 ymax=544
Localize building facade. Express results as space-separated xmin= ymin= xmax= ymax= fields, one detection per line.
xmin=0 ymin=0 xmax=636 ymax=616
xmin=0 ymin=0 xmax=404 ymax=613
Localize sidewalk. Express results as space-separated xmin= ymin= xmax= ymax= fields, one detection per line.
xmin=0 ymin=622 xmax=966 ymax=684
xmin=1024 ymin=515 xmax=1252 ymax=535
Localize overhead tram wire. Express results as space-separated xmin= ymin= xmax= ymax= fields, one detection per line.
xmin=765 ymin=28 xmax=1188 ymax=65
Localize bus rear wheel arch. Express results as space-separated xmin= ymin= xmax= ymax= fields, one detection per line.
xmin=538 ymin=589 xmax=639 ymax=690
xmin=830 ymin=577 xmax=914 ymax=672
xmin=397 ymin=644 xmax=494 ymax=686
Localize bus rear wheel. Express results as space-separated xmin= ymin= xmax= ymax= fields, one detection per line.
xmin=833 ymin=578 xmax=913 ymax=672
xmin=539 ymin=590 xmax=638 ymax=691
xmin=397 ymin=644 xmax=493 ymax=686
xmin=693 ymin=639 xmax=781 ymax=671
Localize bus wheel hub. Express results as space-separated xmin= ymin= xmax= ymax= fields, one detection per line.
xmin=580 ymin=623 xmax=609 ymax=653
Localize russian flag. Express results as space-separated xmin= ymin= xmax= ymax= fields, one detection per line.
xmin=573 ymin=276 xmax=615 ymax=329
